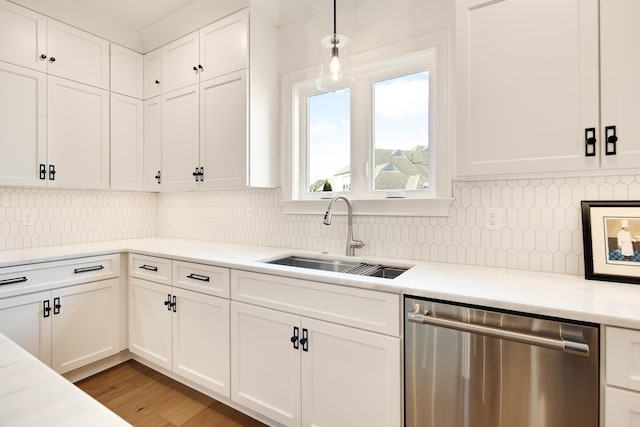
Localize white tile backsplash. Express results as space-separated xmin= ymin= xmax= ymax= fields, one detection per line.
xmin=3 ymin=174 xmax=640 ymax=276
xmin=0 ymin=187 xmax=156 ymax=250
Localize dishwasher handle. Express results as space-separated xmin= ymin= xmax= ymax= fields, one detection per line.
xmin=407 ymin=311 xmax=590 ymax=357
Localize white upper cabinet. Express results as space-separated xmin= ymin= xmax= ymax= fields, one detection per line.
xmin=162 ymin=31 xmax=199 ymax=93
xmin=143 ymin=96 xmax=163 ymax=191
xmin=46 ymin=19 xmax=110 ymax=89
xmin=599 ymin=0 xmax=640 ymax=170
xmin=0 ymin=62 xmax=47 ymax=187
xmin=111 ymin=94 xmax=143 ymax=190
xmin=161 ymin=9 xmax=249 ymax=94
xmin=199 ymin=10 xmax=248 ymax=82
xmin=47 ymin=76 xmax=110 ymax=189
xmin=110 ymin=44 xmax=143 ymax=99
xmin=456 ymin=0 xmax=600 ymax=177
xmin=143 ymin=48 xmax=162 ymax=99
xmin=199 ymin=70 xmax=248 ymax=188
xmin=0 ymin=0 xmax=47 ymax=72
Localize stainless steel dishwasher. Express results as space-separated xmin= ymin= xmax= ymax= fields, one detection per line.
xmin=404 ymin=296 xmax=599 ymax=427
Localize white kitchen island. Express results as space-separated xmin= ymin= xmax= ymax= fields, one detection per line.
xmin=0 ymin=332 xmax=130 ymax=427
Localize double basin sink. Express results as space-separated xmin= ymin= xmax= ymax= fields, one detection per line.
xmin=264 ymin=255 xmax=410 ymax=280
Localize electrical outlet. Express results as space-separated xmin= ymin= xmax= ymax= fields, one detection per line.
xmin=22 ymin=209 xmax=35 ymax=227
xmin=485 ymin=207 xmax=504 ymax=230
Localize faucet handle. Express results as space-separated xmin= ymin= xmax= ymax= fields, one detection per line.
xmin=350 ymin=240 xmax=365 ymax=249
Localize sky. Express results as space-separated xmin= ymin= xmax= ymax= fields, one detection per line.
xmin=308 ymin=71 xmax=429 ymax=185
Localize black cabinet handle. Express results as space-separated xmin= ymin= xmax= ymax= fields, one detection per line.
xmin=155 ymin=171 xmax=161 ymax=184
xmin=43 ymin=300 xmax=51 ymax=318
xmin=74 ymin=265 xmax=104 ymax=274
xmin=49 ymin=56 xmax=56 ymax=63
xmin=164 ymin=294 xmax=172 ymax=310
xmin=605 ymin=125 xmax=618 ymax=155
xmin=53 ymin=297 xmax=61 ymax=315
xmin=171 ymin=295 xmax=177 ymax=312
xmin=139 ymin=264 xmax=158 ymax=272
xmin=40 ymin=54 xmax=47 ymax=60
xmin=193 ymin=167 xmax=199 ymax=181
xmin=187 ymin=273 xmax=210 ymax=282
xmin=300 ymin=328 xmax=309 ymax=352
xmin=39 ymin=164 xmax=47 ymax=180
xmin=0 ymin=276 xmax=27 ymax=286
xmin=291 ymin=326 xmax=299 ymax=349
xmin=199 ymin=167 xmax=204 ymax=182
xmin=585 ymin=128 xmax=596 ymax=157
xmin=49 ymin=164 xmax=56 ymax=180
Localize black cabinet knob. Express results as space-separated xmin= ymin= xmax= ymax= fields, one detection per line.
xmin=49 ymin=57 xmax=56 ymax=62
xmin=193 ymin=66 xmax=198 ymax=72
xmin=40 ymin=54 xmax=47 ymax=60
xmin=155 ymin=79 xmax=160 ymax=84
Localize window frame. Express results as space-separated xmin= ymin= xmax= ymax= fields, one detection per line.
xmin=280 ymin=29 xmax=453 ymax=216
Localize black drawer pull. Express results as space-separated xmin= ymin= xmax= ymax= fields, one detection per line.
xmin=0 ymin=276 xmax=28 ymax=286
xmin=74 ymin=265 xmax=104 ymax=274
xmin=139 ymin=264 xmax=159 ymax=272
xmin=186 ymin=273 xmax=210 ymax=282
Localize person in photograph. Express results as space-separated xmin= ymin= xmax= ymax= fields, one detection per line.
xmin=617 ymin=219 xmax=636 ymax=261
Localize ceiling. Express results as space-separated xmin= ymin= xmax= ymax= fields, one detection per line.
xmin=68 ymin=0 xmax=198 ymax=31
xmin=67 ymin=0 xmax=327 ymax=31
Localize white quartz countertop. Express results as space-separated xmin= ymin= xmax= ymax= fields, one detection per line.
xmin=2 ymin=237 xmax=640 ymax=329
xmin=0 ymin=333 xmax=130 ymax=427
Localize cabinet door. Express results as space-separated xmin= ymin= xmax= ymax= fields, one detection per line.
xmin=301 ymin=318 xmax=401 ymax=427
xmin=144 ymin=48 xmax=162 ymax=99
xmin=143 ymin=96 xmax=163 ymax=191
xmin=47 ymin=76 xmax=109 ymax=189
xmin=0 ymin=0 xmax=47 ymax=72
xmin=162 ymin=84 xmax=199 ymax=190
xmin=51 ymin=279 xmax=120 ymax=373
xmin=456 ymin=0 xmax=600 ymax=176
xmin=162 ymin=31 xmax=199 ymax=93
xmin=0 ymin=62 xmax=47 ymax=187
xmin=111 ymin=94 xmax=143 ymax=190
xmin=600 ymin=0 xmax=640 ymax=170
xmin=111 ymin=43 xmax=143 ymax=99
xmin=0 ymin=291 xmax=51 ymax=365
xmin=199 ymin=10 xmax=248 ymax=82
xmin=172 ymin=288 xmax=230 ymax=397
xmin=129 ymin=278 xmax=172 ymax=370
xmin=231 ymin=302 xmax=301 ymax=426
xmin=604 ymin=386 xmax=640 ymax=427
xmin=46 ymin=19 xmax=110 ymax=89
xmin=200 ymin=70 xmax=248 ymax=188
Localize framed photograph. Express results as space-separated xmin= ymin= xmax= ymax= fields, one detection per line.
xmin=581 ymin=200 xmax=640 ymax=284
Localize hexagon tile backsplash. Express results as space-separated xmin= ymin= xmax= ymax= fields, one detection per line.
xmin=3 ymin=174 xmax=640 ymax=276
xmin=0 ymin=187 xmax=156 ymax=250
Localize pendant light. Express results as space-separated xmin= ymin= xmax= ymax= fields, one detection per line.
xmin=316 ymin=0 xmax=355 ymax=92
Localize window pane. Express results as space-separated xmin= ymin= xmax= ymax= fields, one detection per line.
xmin=373 ymin=71 xmax=429 ymax=191
xmin=307 ymin=90 xmax=350 ymax=192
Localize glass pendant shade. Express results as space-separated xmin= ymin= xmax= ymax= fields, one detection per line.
xmin=316 ymin=33 xmax=354 ymax=92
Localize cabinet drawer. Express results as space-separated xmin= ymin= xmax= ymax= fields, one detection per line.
xmin=129 ymin=254 xmax=171 ymax=285
xmin=604 ymin=386 xmax=640 ymax=426
xmin=231 ymin=270 xmax=399 ymax=336
xmin=0 ymin=254 xmax=119 ymax=298
xmin=173 ymin=261 xmax=229 ymax=298
xmin=606 ymin=326 xmax=640 ymax=392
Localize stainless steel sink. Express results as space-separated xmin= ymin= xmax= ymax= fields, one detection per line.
xmin=264 ymin=255 xmax=410 ymax=279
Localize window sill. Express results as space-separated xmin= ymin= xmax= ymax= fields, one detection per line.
xmin=281 ymin=197 xmax=453 ymax=217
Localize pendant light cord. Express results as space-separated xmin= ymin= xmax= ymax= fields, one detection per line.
xmin=333 ymin=0 xmax=337 ymax=35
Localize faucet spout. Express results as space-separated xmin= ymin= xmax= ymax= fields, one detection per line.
xmin=323 ymin=195 xmax=364 ymax=256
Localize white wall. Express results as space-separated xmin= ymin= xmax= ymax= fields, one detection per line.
xmin=278 ymin=0 xmax=455 ymax=74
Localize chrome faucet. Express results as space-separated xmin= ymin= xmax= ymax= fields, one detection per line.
xmin=323 ymin=195 xmax=365 ymax=256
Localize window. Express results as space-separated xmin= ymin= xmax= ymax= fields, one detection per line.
xmin=282 ymin=31 xmax=452 ymax=216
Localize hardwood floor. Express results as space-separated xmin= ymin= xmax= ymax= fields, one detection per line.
xmin=75 ymin=360 xmax=267 ymax=427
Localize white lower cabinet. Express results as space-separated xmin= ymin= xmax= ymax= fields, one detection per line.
xmin=0 ymin=278 xmax=119 ymax=373
xmin=604 ymin=326 xmax=640 ymax=426
xmin=129 ymin=272 xmax=230 ymax=397
xmin=231 ymin=271 xmax=402 ymax=427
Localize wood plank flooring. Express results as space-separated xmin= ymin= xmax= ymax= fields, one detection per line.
xmin=75 ymin=360 xmax=267 ymax=427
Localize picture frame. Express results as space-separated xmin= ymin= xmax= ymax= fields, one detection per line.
xmin=581 ymin=200 xmax=640 ymax=284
